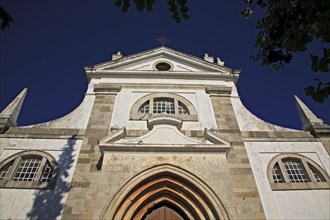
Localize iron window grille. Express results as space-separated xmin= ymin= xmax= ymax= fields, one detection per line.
xmin=139 ymin=98 xmax=189 ymax=115
xmin=269 ymin=154 xmax=329 ymax=184
xmin=131 ymin=93 xmax=198 ymax=121
xmin=0 ymin=151 xmax=58 ymax=189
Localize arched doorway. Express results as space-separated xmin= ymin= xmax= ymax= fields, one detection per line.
xmin=102 ymin=164 xmax=229 ymax=220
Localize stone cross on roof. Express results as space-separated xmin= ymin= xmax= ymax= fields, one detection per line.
xmin=156 ymin=36 xmax=170 ymax=46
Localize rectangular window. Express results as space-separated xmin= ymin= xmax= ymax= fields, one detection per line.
xmin=139 ymin=103 xmax=149 ymax=114
xmin=272 ymin=163 xmax=284 ymax=183
xmin=153 ymin=99 xmax=174 ymax=114
xmin=283 ymin=160 xmax=309 ymax=183
xmin=0 ymin=165 xmax=12 ymax=180
xmin=41 ymin=163 xmax=53 ymax=182
xmin=309 ymin=164 xmax=326 ymax=182
xmin=13 ymin=158 xmax=41 ymax=181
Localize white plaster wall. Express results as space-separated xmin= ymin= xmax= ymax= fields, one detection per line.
xmin=22 ymin=86 xmax=95 ymax=129
xmin=0 ymin=138 xmax=82 ymax=220
xmin=195 ymin=90 xmax=218 ymax=130
xmin=245 ymin=141 xmax=330 ymax=220
xmin=231 ymin=85 xmax=297 ymax=131
xmin=110 ymin=88 xmax=132 ymax=130
xmin=274 ymin=190 xmax=330 ymax=219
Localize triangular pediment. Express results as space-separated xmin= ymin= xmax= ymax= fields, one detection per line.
xmin=88 ymin=47 xmax=235 ymax=74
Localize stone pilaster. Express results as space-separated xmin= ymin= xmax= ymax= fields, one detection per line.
xmin=206 ymin=86 xmax=240 ymax=132
xmin=207 ymin=87 xmax=265 ymax=219
xmin=62 ymin=89 xmax=119 ymax=219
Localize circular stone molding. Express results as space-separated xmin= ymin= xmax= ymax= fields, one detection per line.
xmin=153 ymin=60 xmax=174 ymax=71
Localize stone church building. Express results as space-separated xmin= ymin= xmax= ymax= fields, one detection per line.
xmin=0 ymin=47 xmax=329 ymax=220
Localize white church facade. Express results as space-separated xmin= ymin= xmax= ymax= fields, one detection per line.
xmin=0 ymin=47 xmax=329 ymax=219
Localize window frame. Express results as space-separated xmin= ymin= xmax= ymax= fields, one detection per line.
xmin=152 ymin=98 xmax=175 ymax=114
xmin=267 ymin=153 xmax=330 ymax=191
xmin=0 ymin=150 xmax=59 ymax=189
xmin=130 ymin=93 xmax=198 ymax=121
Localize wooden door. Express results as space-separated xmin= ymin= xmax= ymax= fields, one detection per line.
xmin=144 ymin=206 xmax=184 ymax=220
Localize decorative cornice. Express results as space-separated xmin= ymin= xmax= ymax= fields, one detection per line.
xmin=86 ymin=70 xmax=239 ymax=83
xmin=0 ymin=127 xmax=84 ymax=139
xmin=93 ymin=84 xmax=121 ymax=94
xmin=205 ymin=86 xmax=232 ymax=96
xmin=99 ymin=144 xmax=231 ymax=154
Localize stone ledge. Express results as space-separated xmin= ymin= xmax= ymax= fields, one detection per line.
xmin=100 ymin=144 xmax=231 ymax=154
xmin=130 ymin=113 xmax=198 ymax=121
xmin=243 ymin=137 xmax=320 ymax=142
xmin=206 ymin=86 xmax=232 ymax=97
xmin=93 ymin=84 xmax=121 ymax=94
xmin=1 ymin=127 xmax=85 ymax=139
xmin=0 ymin=179 xmax=56 ymax=189
xmin=241 ymin=131 xmax=313 ymax=139
xmin=270 ymin=182 xmax=330 ymax=191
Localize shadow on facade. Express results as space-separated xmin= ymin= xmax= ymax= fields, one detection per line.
xmin=26 ymin=135 xmax=76 ymax=220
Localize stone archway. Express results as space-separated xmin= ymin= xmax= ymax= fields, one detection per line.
xmin=102 ymin=164 xmax=229 ymax=220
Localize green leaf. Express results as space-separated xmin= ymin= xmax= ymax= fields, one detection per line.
xmin=121 ymin=0 xmax=130 ymax=13
xmin=310 ymin=54 xmax=319 ymax=72
xmin=180 ymin=6 xmax=189 ymax=13
xmin=134 ymin=0 xmax=145 ymax=11
xmin=304 ymin=86 xmax=315 ymax=96
xmin=178 ymin=0 xmax=187 ymax=5
xmin=146 ymin=1 xmax=154 ymax=11
xmin=167 ymin=0 xmax=175 ymax=7
xmin=241 ymin=7 xmax=253 ymax=18
xmin=305 ymin=81 xmax=330 ymax=103
xmin=182 ymin=13 xmax=190 ymax=19
xmin=169 ymin=6 xmax=176 ymax=12
xmin=278 ymin=0 xmax=290 ymax=8
xmin=324 ymin=48 xmax=330 ymax=57
xmin=318 ymin=57 xmax=329 ymax=72
xmin=114 ymin=0 xmax=122 ymax=7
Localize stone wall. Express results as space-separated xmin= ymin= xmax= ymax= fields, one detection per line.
xmin=209 ymin=94 xmax=266 ymax=219
xmin=62 ymin=94 xmax=116 ymax=219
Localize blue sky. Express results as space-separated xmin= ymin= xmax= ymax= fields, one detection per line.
xmin=0 ymin=1 xmax=329 ymax=129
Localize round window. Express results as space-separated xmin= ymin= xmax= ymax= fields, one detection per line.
xmin=155 ymin=62 xmax=171 ymax=71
